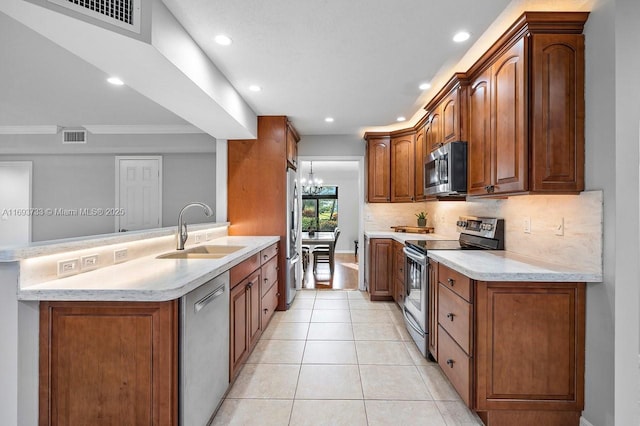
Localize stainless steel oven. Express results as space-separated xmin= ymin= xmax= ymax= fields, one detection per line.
xmin=403 ymin=245 xmax=429 ymax=357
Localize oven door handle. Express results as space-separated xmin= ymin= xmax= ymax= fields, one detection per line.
xmin=403 ymin=247 xmax=427 ymax=263
xmin=403 ymin=307 xmax=425 ymax=337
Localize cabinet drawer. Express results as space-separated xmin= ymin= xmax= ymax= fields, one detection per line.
xmin=260 ymin=243 xmax=279 ymax=264
xmin=230 ymin=253 xmax=260 ymax=287
xmin=261 ymin=280 xmax=278 ymax=326
xmin=439 ymin=263 xmax=472 ymax=302
xmin=438 ymin=325 xmax=472 ymax=407
xmin=438 ymin=283 xmax=472 ymax=355
xmin=261 ymin=256 xmax=278 ymax=298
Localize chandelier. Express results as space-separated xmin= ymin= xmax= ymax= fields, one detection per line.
xmin=301 ymin=161 xmax=323 ymax=195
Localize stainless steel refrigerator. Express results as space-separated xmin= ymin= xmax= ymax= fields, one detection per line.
xmin=285 ymin=169 xmax=300 ymax=307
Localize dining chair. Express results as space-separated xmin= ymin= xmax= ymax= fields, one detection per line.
xmin=312 ymin=228 xmax=341 ymax=275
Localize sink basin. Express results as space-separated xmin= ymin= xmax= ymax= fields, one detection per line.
xmin=157 ymin=245 xmax=245 ymax=259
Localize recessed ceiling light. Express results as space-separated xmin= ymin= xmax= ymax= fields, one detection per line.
xmin=453 ymin=31 xmax=470 ymax=43
xmin=419 ymin=83 xmax=431 ymax=90
xmin=396 ymin=116 xmax=406 ymax=122
xmin=107 ymin=77 xmax=124 ymax=86
xmin=214 ymin=34 xmax=232 ymax=46
xmin=249 ymin=85 xmax=262 ymax=92
xmin=325 ymin=117 xmax=334 ymax=123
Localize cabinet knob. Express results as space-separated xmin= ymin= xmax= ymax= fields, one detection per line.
xmin=276 ymin=292 xmax=281 ymax=297
xmin=446 ymin=313 xmax=455 ymax=321
xmin=263 ymin=308 xmax=268 ymax=314
xmin=247 ymin=281 xmax=253 ymax=289
xmin=447 ymin=278 xmax=455 ymax=286
xmin=446 ymin=359 xmax=455 ymax=368
xmin=485 ymin=185 xmax=495 ymax=193
xmin=264 ymin=278 xmax=268 ymax=282
xmin=263 ymin=255 xmax=268 ymax=260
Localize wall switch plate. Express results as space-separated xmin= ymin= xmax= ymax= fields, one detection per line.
xmin=114 ymin=248 xmax=128 ymax=263
xmin=523 ymin=217 xmax=531 ymax=234
xmin=57 ymin=258 xmax=80 ymax=277
xmin=194 ymin=234 xmax=203 ymax=244
xmin=81 ymin=254 xmax=99 ymax=270
xmin=205 ymin=231 xmax=214 ymax=241
xmin=555 ymin=217 xmax=564 ymax=236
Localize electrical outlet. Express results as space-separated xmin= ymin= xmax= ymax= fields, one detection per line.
xmin=523 ymin=217 xmax=531 ymax=234
xmin=555 ymin=217 xmax=564 ymax=236
xmin=57 ymin=258 xmax=79 ymax=277
xmin=114 ymin=248 xmax=128 ymax=263
xmin=194 ymin=233 xmax=203 ymax=244
xmin=81 ymin=254 xmax=99 ymax=271
xmin=205 ymin=231 xmax=214 ymax=241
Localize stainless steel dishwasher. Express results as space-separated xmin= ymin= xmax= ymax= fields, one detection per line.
xmin=180 ymin=271 xmax=229 ymax=426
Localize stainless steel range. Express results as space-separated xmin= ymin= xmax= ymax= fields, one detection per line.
xmin=402 ymin=216 xmax=505 ymax=358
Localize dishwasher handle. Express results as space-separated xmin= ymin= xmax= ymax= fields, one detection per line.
xmin=194 ymin=284 xmax=225 ymax=313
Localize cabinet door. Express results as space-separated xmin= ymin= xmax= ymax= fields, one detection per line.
xmin=367 ymin=137 xmax=391 ymax=202
xmin=491 ymin=38 xmax=527 ymax=194
xmin=428 ymin=258 xmax=438 ymax=360
xmin=441 ymin=89 xmax=460 ymax=143
xmin=467 ymin=70 xmax=493 ymax=195
xmin=475 ymin=281 xmax=585 ymax=412
xmin=286 ymin=125 xmax=298 ymax=170
xmin=39 ymin=301 xmax=178 ymax=425
xmin=414 ymin=125 xmax=426 ymax=200
xmin=390 ymin=134 xmax=415 ymax=202
xmin=429 ymin=111 xmax=442 ymax=151
xmin=392 ymin=241 xmax=405 ymax=305
xmin=369 ymin=239 xmax=393 ymax=301
xmin=530 ymin=34 xmax=585 ymax=192
xmin=230 ymin=282 xmax=249 ymax=379
xmin=247 ymin=270 xmax=262 ymax=349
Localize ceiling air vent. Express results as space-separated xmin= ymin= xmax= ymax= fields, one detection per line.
xmin=62 ymin=129 xmax=88 ymax=144
xmin=48 ymin=0 xmax=141 ymax=33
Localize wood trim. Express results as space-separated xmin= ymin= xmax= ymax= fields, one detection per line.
xmin=424 ymin=73 xmax=469 ymax=113
xmin=286 ymin=120 xmax=300 ymax=142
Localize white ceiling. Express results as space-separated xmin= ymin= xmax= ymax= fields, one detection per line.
xmin=3 ymin=0 xmax=596 ymax=139
xmin=161 ymin=0 xmax=513 ymax=135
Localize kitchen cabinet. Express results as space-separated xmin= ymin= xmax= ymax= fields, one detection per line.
xmin=414 ymin=125 xmax=426 ymax=201
xmin=424 ymin=74 xmax=468 ymax=152
xmin=436 ymin=263 xmax=586 ymax=425
xmin=390 ymin=132 xmax=415 ymax=202
xmin=368 ymin=238 xmax=393 ymax=301
xmin=286 ymin=121 xmax=300 ymax=170
xmin=39 ymin=301 xmax=178 ymax=425
xmin=229 ymin=243 xmax=279 ymax=380
xmin=228 ymin=116 xmax=298 ymax=310
xmin=392 ymin=240 xmax=405 ymax=306
xmin=366 ymin=135 xmax=391 ymax=202
xmin=467 ymin=12 xmax=587 ymax=196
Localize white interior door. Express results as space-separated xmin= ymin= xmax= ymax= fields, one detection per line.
xmin=116 ymin=156 xmax=162 ymax=232
xmin=0 ymin=162 xmax=32 ymax=246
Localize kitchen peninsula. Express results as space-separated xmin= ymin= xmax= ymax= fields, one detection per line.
xmin=0 ymin=223 xmax=279 ymax=425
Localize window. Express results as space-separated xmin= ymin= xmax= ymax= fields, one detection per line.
xmin=302 ymin=186 xmax=338 ymax=231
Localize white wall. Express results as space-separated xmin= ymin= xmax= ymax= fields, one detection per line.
xmin=298 ymin=134 xmax=366 ymax=157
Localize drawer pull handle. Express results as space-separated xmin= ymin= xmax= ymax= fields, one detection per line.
xmin=446 ymin=359 xmax=455 ymax=368
xmin=447 ymin=278 xmax=455 ymax=286
xmin=446 ymin=313 xmax=455 ymax=321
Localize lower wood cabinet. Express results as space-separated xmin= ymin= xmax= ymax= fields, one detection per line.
xmin=229 ymin=243 xmax=279 ymax=380
xmin=368 ymin=238 xmax=393 ymax=301
xmin=427 ymin=258 xmax=439 ymax=360
xmin=392 ymin=240 xmax=405 ymax=306
xmin=39 ymin=301 xmax=178 ymax=426
xmin=436 ymin=263 xmax=586 ymax=426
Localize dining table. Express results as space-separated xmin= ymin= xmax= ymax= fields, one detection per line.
xmin=301 ymin=231 xmax=337 ymax=276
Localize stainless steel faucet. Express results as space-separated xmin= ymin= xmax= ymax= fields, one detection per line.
xmin=177 ymin=202 xmax=214 ymax=250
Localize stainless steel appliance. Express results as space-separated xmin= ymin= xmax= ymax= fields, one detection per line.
xmin=403 ymin=216 xmax=504 ymax=358
xmin=180 ymin=272 xmax=229 ymax=425
xmin=424 ymin=141 xmax=467 ymax=196
xmin=286 ymin=169 xmax=300 ymax=307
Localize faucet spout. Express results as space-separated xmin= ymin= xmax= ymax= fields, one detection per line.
xmin=177 ymin=202 xmax=214 ymax=250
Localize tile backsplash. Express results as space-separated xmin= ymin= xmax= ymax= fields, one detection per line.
xmin=365 ymin=190 xmax=603 ymax=273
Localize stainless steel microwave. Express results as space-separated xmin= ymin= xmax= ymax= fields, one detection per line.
xmin=424 ymin=141 xmax=467 ymax=196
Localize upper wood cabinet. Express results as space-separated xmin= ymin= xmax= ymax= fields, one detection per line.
xmin=424 ymin=74 xmax=468 ymax=152
xmin=467 ymin=12 xmax=587 ymax=196
xmin=414 ymin=125 xmax=426 ymax=201
xmin=366 ymin=136 xmax=391 ymax=202
xmin=390 ymin=133 xmax=415 ymax=202
xmin=286 ymin=121 xmax=300 ymax=170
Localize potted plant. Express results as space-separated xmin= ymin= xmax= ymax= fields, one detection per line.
xmin=415 ymin=211 xmax=428 ymax=227
xmin=307 ymin=218 xmax=317 ymax=236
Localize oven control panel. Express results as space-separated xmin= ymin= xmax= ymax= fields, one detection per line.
xmin=456 ymin=216 xmax=504 ymax=240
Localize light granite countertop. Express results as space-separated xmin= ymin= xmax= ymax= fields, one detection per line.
xmin=365 ymin=231 xmax=602 ymax=282
xmin=17 ymin=235 xmax=279 ymax=302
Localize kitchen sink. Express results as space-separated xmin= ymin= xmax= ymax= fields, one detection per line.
xmin=157 ymin=245 xmax=245 ymax=259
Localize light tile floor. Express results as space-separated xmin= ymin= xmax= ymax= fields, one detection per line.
xmin=213 ymin=290 xmax=484 ymax=426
